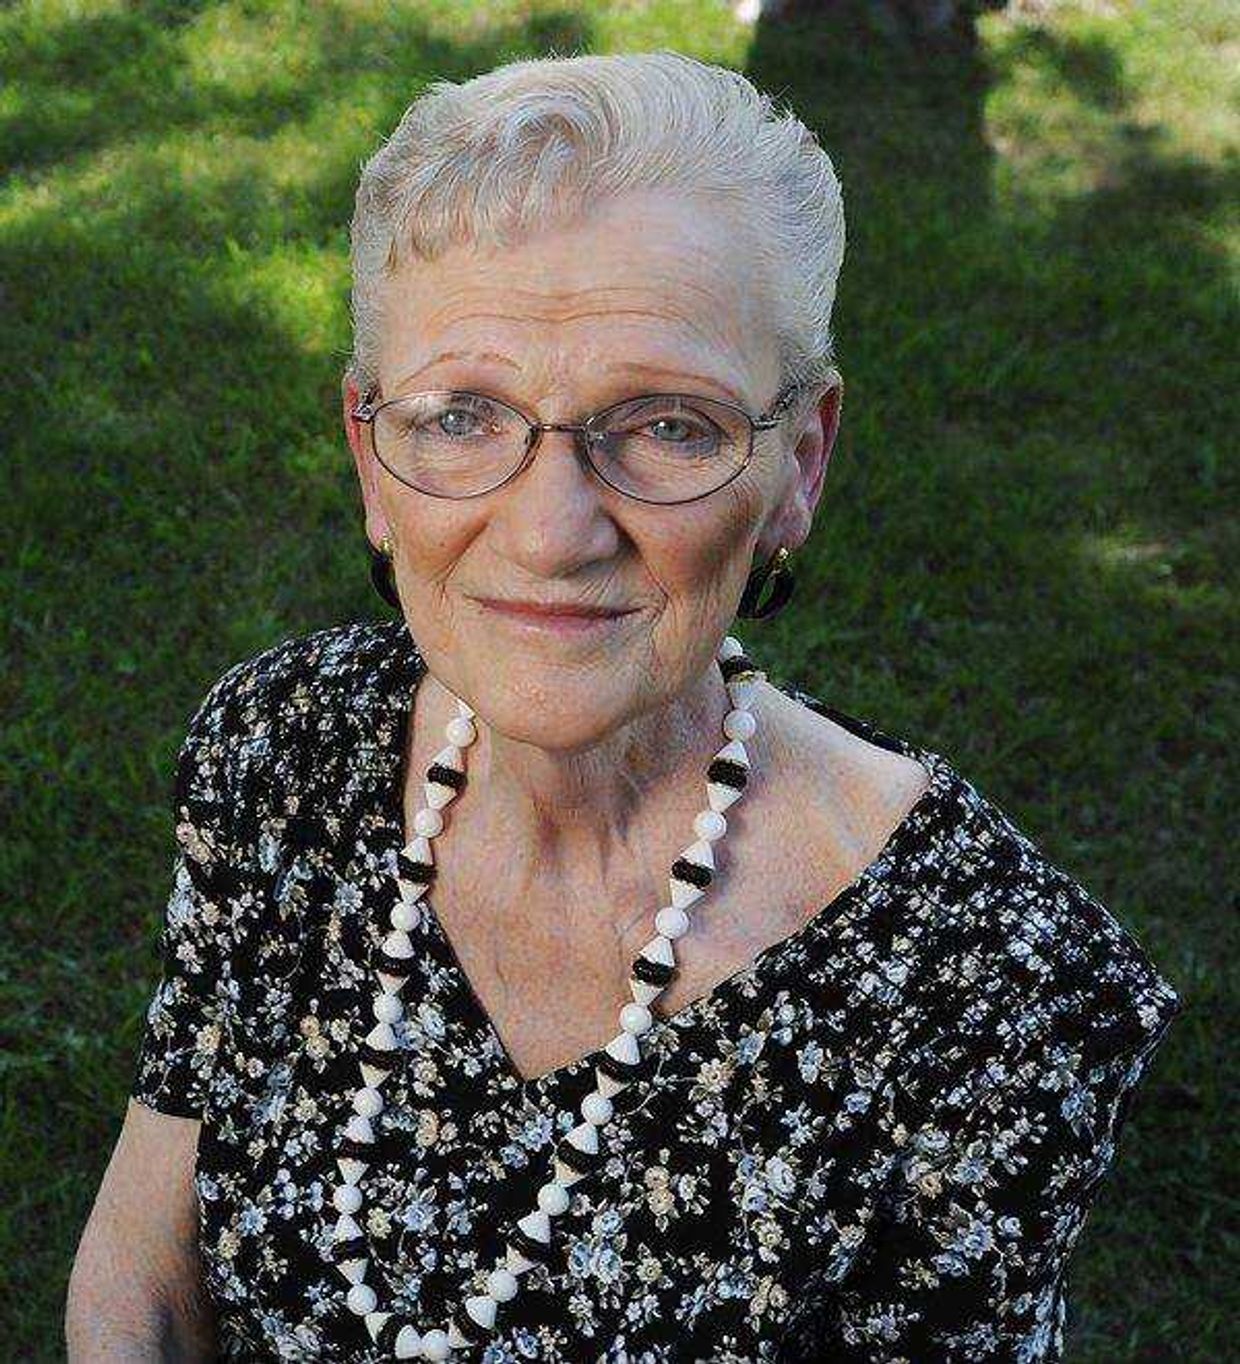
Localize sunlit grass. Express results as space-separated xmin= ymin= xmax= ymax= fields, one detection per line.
xmin=3 ymin=0 xmax=1233 ymax=1357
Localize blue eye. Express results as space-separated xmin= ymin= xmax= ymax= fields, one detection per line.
xmin=438 ymin=407 xmax=482 ymax=437
xmin=648 ymin=416 xmax=708 ymax=444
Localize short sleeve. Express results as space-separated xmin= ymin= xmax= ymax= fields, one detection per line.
xmin=818 ymin=869 xmax=1182 ymax=1361
xmin=130 ymin=668 xmax=251 ymax=1119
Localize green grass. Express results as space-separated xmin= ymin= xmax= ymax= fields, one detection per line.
xmin=3 ymin=0 xmax=1235 ymax=1357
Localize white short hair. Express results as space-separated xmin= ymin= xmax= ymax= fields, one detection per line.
xmin=346 ymin=50 xmax=846 ymax=402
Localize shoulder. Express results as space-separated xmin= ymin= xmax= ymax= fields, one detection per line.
xmin=894 ymin=762 xmax=1182 ymax=1120
xmin=773 ymin=670 xmax=1181 ymax=1098
xmin=763 ymin=679 xmax=934 ymax=865
xmin=174 ymin=617 xmax=420 ymax=836
xmin=183 ymin=617 xmax=409 ymax=742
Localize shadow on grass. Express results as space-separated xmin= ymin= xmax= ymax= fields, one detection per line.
xmin=1 ymin=1 xmax=1230 ymax=1358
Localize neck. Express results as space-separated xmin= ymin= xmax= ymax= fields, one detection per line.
xmin=410 ymin=660 xmax=770 ymax=880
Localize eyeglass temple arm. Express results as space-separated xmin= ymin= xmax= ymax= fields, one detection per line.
xmin=754 ymin=367 xmax=845 ymax=428
xmin=752 ymin=381 xmax=804 ymax=429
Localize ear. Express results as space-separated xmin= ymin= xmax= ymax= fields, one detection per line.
xmin=342 ymin=373 xmax=390 ymax=548
xmin=762 ymin=372 xmax=844 ymax=555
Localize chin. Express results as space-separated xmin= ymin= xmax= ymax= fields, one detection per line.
xmin=472 ymin=663 xmax=646 ymax=752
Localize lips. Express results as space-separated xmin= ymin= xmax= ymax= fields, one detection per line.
xmin=474 ymin=597 xmax=633 ymax=619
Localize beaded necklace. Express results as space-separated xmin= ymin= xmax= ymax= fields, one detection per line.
xmin=329 ymin=635 xmax=764 ymax=1358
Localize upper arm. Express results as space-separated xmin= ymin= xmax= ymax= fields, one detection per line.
xmin=67 ymin=1100 xmax=217 ymax=1358
xmin=130 ymin=666 xmax=252 ymax=1120
xmin=69 ymin=670 xmax=248 ymax=1355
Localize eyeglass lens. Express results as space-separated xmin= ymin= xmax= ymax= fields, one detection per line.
xmin=368 ymin=390 xmax=755 ymax=502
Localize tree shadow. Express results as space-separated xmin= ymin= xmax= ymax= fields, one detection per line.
xmin=744 ymin=3 xmax=1232 ymax=1357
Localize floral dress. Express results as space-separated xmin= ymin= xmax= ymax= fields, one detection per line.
xmin=130 ymin=617 xmax=1181 ymax=1362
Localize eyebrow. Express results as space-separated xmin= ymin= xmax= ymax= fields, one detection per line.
xmin=391 ymin=352 xmax=746 ymax=405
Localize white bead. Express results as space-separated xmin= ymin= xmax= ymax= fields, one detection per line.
xmin=727 ymin=675 xmax=762 ymax=709
xmin=723 ymin=707 xmax=756 ymax=740
xmin=464 ymin=1294 xmax=499 ymax=1329
xmin=655 ymin=905 xmax=690 ymax=939
xmin=487 ymin=1267 xmax=519 ymax=1301
xmin=390 ymin=900 xmax=418 ymax=932
xmin=365 ymin=1021 xmax=397 ymax=1051
xmin=393 ymin=1325 xmax=423 ymax=1358
xmin=420 ymin=1329 xmax=451 ymax=1360
xmin=718 ymin=635 xmax=744 ymax=659
xmin=402 ymin=834 xmax=434 ymax=865
xmin=714 ymin=738 xmax=750 ymax=768
xmin=445 ymin=716 xmax=476 ymax=747
xmin=619 ymin=1002 xmax=652 ymax=1035
xmin=537 ymin=1180 xmax=571 ymax=1216
xmin=333 ymin=1183 xmax=362 ymax=1214
xmin=413 ymin=807 xmax=444 ymax=837
xmin=677 ymin=837 xmax=715 ymax=872
xmin=333 ymin=1210 xmax=362 ymax=1241
xmin=338 ymin=1157 xmax=366 ymax=1185
xmin=382 ymin=929 xmax=415 ymax=960
xmin=353 ymin=1087 xmax=383 ymax=1118
xmin=517 ymin=1208 xmax=552 ymax=1243
xmin=374 ymin=993 xmax=403 ymax=1024
xmin=365 ymin=1311 xmax=391 ymax=1344
xmin=581 ymin=1091 xmax=613 ymax=1126
xmin=346 ymin=1282 xmax=377 ymax=1316
xmin=669 ymin=877 xmax=705 ymax=911
xmin=344 ymin=1114 xmax=375 ymax=1143
xmin=564 ymin=1122 xmax=599 ymax=1155
xmin=693 ymin=809 xmax=727 ymax=841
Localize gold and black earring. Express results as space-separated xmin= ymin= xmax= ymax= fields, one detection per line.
xmin=369 ymin=534 xmax=401 ymax=610
xmin=737 ymin=546 xmax=796 ymax=620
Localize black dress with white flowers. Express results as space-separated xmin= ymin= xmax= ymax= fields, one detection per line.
xmin=130 ymin=617 xmax=1181 ymax=1363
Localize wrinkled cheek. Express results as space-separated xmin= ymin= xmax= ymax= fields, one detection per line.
xmin=384 ymin=499 xmax=480 ymax=652
xmin=687 ymin=479 xmax=765 ymax=594
xmin=650 ymin=481 xmax=764 ymax=648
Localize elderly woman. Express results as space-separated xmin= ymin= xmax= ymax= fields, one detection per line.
xmin=70 ymin=51 xmax=1179 ymax=1364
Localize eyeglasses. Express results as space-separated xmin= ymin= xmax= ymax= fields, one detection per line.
xmin=350 ymin=380 xmax=804 ymax=505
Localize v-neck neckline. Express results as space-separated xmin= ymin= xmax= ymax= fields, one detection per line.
xmin=365 ymin=617 xmax=964 ymax=1097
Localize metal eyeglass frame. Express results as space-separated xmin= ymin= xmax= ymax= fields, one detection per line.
xmin=349 ymin=379 xmax=805 ymax=506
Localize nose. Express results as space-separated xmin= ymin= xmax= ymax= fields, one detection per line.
xmin=518 ymin=422 xmax=603 ymax=488
xmin=490 ymin=426 xmax=619 ymax=576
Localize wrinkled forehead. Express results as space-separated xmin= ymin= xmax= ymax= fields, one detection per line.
xmin=375 ymin=191 xmax=782 ymax=407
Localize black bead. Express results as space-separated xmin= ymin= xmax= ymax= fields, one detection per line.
xmin=332 ymin=1233 xmax=368 ymax=1263
xmin=594 ymin=1047 xmax=652 ymax=1086
xmin=718 ymin=653 xmax=756 ymax=682
xmin=509 ymin=1225 xmax=555 ymax=1264
xmin=555 ymin=1135 xmax=603 ymax=1176
xmin=357 ymin=1040 xmax=398 ymax=1071
xmin=631 ymin=954 xmax=676 ymax=987
xmin=425 ymin=762 xmax=466 ymax=792
xmin=396 ymin=850 xmax=434 ymax=884
xmin=371 ymin=947 xmax=413 ymax=979
xmin=706 ymin=757 xmax=749 ymax=790
xmin=670 ymin=857 xmax=713 ymax=889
